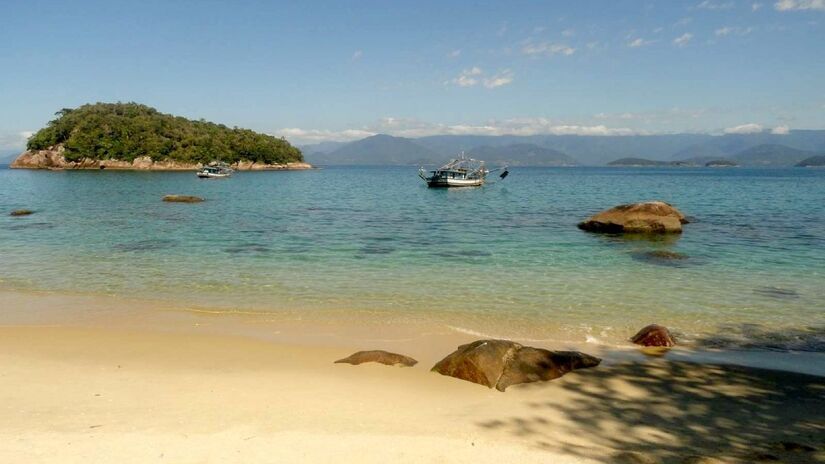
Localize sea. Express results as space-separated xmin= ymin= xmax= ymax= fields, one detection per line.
xmin=1 ymin=165 xmax=824 ymax=354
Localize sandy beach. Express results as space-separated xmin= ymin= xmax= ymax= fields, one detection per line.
xmin=1 ymin=293 xmax=823 ymax=463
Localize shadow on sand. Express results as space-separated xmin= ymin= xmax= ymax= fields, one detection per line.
xmin=477 ymin=359 xmax=825 ymax=463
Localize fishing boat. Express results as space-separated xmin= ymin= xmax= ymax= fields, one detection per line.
xmin=418 ymin=153 xmax=508 ymax=188
xmin=196 ymin=162 xmax=234 ymax=179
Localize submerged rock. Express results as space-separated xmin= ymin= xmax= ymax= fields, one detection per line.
xmin=10 ymin=209 xmax=34 ymax=216
xmin=631 ymin=324 xmax=675 ymax=347
xmin=162 ymin=195 xmax=204 ymax=203
xmin=631 ymin=250 xmax=690 ymax=267
xmin=431 ymin=339 xmax=601 ymax=391
xmin=335 ymin=350 xmax=418 ymax=367
xmin=578 ymin=201 xmax=688 ymax=234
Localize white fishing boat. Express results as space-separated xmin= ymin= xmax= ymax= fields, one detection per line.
xmin=418 ymin=153 xmax=508 ymax=188
xmin=197 ymin=162 xmax=234 ymax=179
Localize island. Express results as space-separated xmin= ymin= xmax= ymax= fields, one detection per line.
xmin=11 ymin=102 xmax=311 ymax=170
xmin=705 ymin=159 xmax=739 ymax=167
xmin=795 ymin=155 xmax=825 ymax=167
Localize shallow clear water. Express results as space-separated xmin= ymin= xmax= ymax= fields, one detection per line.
xmin=1 ymin=166 xmax=824 ymax=350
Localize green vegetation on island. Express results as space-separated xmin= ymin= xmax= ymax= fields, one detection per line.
xmin=26 ymin=102 xmax=303 ymax=165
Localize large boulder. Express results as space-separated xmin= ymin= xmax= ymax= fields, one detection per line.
xmin=630 ymin=324 xmax=675 ymax=347
xmin=578 ymin=201 xmax=688 ymax=234
xmin=432 ymin=339 xmax=601 ymax=391
xmin=334 ymin=350 xmax=418 ymax=367
xmin=162 ymin=195 xmax=204 ymax=203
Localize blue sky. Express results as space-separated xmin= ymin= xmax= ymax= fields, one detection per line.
xmin=1 ymin=0 xmax=823 ymax=147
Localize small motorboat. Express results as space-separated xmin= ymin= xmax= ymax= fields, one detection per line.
xmin=197 ymin=162 xmax=234 ymax=179
xmin=419 ymin=153 xmax=507 ymax=188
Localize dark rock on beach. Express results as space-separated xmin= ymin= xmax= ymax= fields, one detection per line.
xmin=162 ymin=195 xmax=204 ymax=203
xmin=10 ymin=209 xmax=34 ymax=216
xmin=631 ymin=324 xmax=676 ymax=347
xmin=335 ymin=350 xmax=418 ymax=367
xmin=578 ymin=201 xmax=688 ymax=234
xmin=431 ymin=339 xmax=601 ymax=391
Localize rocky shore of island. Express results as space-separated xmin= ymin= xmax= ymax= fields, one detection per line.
xmin=10 ymin=145 xmax=312 ymax=171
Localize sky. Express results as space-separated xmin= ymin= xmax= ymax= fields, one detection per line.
xmin=1 ymin=0 xmax=824 ymax=148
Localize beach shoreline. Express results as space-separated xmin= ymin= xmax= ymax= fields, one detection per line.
xmin=1 ymin=291 xmax=824 ymax=463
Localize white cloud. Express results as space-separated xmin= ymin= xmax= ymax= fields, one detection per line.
xmin=0 ymin=131 xmax=33 ymax=150
xmin=752 ymin=2 xmax=763 ymax=10
xmin=452 ymin=67 xmax=483 ymax=87
xmin=522 ymin=41 xmax=576 ymax=56
xmin=697 ymin=0 xmax=735 ymax=9
xmin=628 ymin=37 xmax=654 ymax=48
xmin=673 ymin=33 xmax=694 ymax=46
xmin=716 ymin=26 xmax=755 ymax=35
xmin=771 ymin=125 xmax=791 ymax=134
xmin=675 ymin=17 xmax=693 ymax=26
xmin=275 ymin=128 xmax=375 ymax=144
xmin=724 ymin=123 xmax=764 ymax=134
xmin=448 ymin=49 xmax=462 ymax=58
xmin=351 ymin=50 xmax=363 ymax=61
xmin=483 ymin=70 xmax=514 ymax=89
xmin=775 ymin=0 xmax=825 ymax=10
xmin=279 ymin=118 xmax=644 ymax=143
xmin=562 ymin=28 xmax=575 ymax=37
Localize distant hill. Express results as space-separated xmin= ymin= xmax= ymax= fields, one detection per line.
xmin=299 ymin=141 xmax=348 ymax=155
xmin=729 ymin=144 xmax=814 ymax=166
xmin=468 ymin=144 xmax=577 ymax=166
xmin=796 ymin=155 xmax=825 ymax=167
xmin=299 ymin=130 xmax=825 ymax=166
xmin=0 ymin=150 xmax=18 ymax=166
xmin=307 ymin=134 xmax=439 ymax=165
xmin=607 ymin=157 xmax=670 ymax=167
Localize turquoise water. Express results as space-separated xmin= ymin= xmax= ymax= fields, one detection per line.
xmin=1 ymin=166 xmax=824 ymax=350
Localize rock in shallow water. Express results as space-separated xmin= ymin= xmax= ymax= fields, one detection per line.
xmin=162 ymin=195 xmax=204 ymax=203
xmin=631 ymin=324 xmax=675 ymax=347
xmin=335 ymin=350 xmax=418 ymax=367
xmin=431 ymin=339 xmax=601 ymax=391
xmin=578 ymin=201 xmax=688 ymax=234
xmin=10 ymin=209 xmax=34 ymax=216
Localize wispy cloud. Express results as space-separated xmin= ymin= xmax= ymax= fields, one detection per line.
xmin=673 ymin=33 xmax=694 ymax=46
xmin=774 ymin=0 xmax=825 ymax=10
xmin=696 ymin=0 xmax=735 ymax=9
xmin=724 ymin=123 xmax=764 ymax=134
xmin=448 ymin=49 xmax=462 ymax=58
xmin=0 ymin=131 xmax=33 ymax=150
xmin=351 ymin=50 xmax=363 ymax=61
xmin=483 ymin=69 xmax=514 ymax=89
xmin=522 ymin=41 xmax=576 ymax=56
xmin=497 ymin=22 xmax=508 ymax=37
xmin=628 ymin=37 xmax=654 ymax=48
xmin=451 ymin=67 xmax=483 ymax=87
xmin=562 ymin=28 xmax=576 ymax=37
xmin=752 ymin=2 xmax=764 ymax=10
xmin=771 ymin=125 xmax=791 ymax=134
xmin=450 ymin=67 xmax=514 ymax=89
xmin=715 ymin=26 xmax=755 ymax=35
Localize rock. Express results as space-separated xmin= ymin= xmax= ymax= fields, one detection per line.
xmin=431 ymin=339 xmax=601 ymax=391
xmin=10 ymin=209 xmax=34 ymax=216
xmin=162 ymin=195 xmax=204 ymax=203
xmin=334 ymin=350 xmax=418 ymax=367
xmin=578 ymin=201 xmax=688 ymax=234
xmin=631 ymin=324 xmax=675 ymax=347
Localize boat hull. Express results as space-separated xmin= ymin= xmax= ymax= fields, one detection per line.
xmin=426 ymin=177 xmax=484 ymax=188
xmin=197 ymin=172 xmax=231 ymax=178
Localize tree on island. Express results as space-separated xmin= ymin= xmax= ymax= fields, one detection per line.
xmin=26 ymin=102 xmax=303 ymax=165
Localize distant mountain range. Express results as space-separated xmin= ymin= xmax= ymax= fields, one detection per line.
xmin=303 ymin=130 xmax=825 ymax=166
xmin=0 ymin=150 xmax=18 ymax=166
xmin=608 ymin=144 xmax=819 ymax=167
